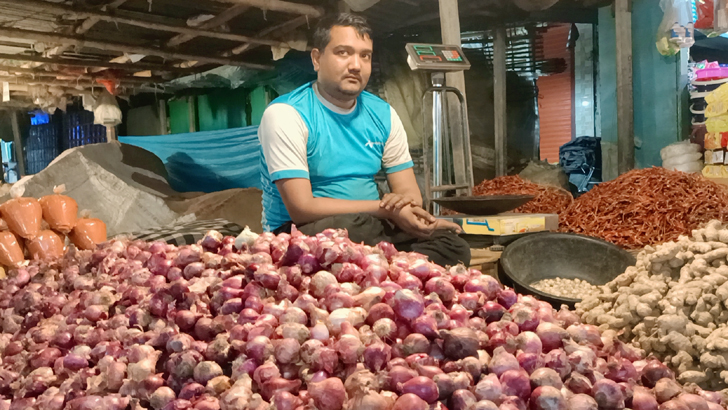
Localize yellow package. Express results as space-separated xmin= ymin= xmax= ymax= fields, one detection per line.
xmin=703 ymin=165 xmax=728 ymax=178
xmin=707 ymin=100 xmax=728 ymax=118
xmin=706 ymin=83 xmax=728 ymax=105
xmin=707 ymin=115 xmax=728 ymax=134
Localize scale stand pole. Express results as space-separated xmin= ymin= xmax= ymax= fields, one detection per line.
xmin=431 ymin=72 xmax=445 ymax=217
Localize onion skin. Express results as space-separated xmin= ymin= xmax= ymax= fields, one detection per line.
xmin=568 ymin=394 xmax=599 ymax=410
xmin=530 ymin=386 xmax=566 ymax=410
xmin=592 ymin=379 xmax=625 ymax=410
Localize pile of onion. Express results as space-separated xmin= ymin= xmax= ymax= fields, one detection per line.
xmin=0 ymin=227 xmax=719 ymax=410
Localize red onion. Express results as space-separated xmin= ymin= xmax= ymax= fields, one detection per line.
xmin=425 ymin=277 xmax=457 ymax=304
xmin=439 ymin=327 xmax=479 ymax=360
xmin=592 ymin=379 xmax=625 ymax=410
xmin=544 ymin=349 xmax=572 ymax=380
xmin=497 ymin=289 xmax=518 ymax=309
xmin=391 ymin=289 xmax=425 ymax=320
xmin=676 ymin=395 xmax=708 ymax=410
xmin=487 ymin=321 xmax=519 ymax=337
xmin=518 ymin=352 xmax=544 ymax=375
xmin=363 ymin=341 xmax=392 ymax=372
xmin=450 ymin=389 xmax=477 ymax=410
xmin=566 ymin=373 xmax=593 ymax=395
xmin=501 ymin=369 xmax=532 ymax=401
xmin=402 ymin=376 xmax=439 ymax=403
xmin=659 ymin=400 xmax=690 ymax=410
xmin=489 ymin=347 xmax=520 ymax=377
xmin=530 ymin=368 xmax=564 ymax=389
xmin=246 ymin=336 xmax=274 ymax=364
xmin=569 ymin=394 xmax=599 ymax=410
xmin=464 ymin=276 xmax=501 ymax=300
xmin=530 ymin=386 xmax=566 ymax=410
xmin=367 ymin=303 xmax=396 ymax=325
xmin=517 ymin=331 xmax=543 ymax=354
xmin=640 ymin=360 xmax=675 ymax=388
xmin=178 ymin=383 xmax=206 ymax=401
xmin=309 ymin=378 xmax=347 ymax=410
xmin=632 ymin=387 xmax=659 ymax=410
xmin=261 ymin=377 xmax=302 ymax=402
xmin=697 ymin=390 xmax=722 ymax=405
xmin=605 ymin=357 xmax=638 ymax=383
xmin=271 ymin=391 xmax=302 ymax=410
xmin=274 ymin=338 xmax=301 ymax=364
xmin=393 ymin=393 xmax=429 ymax=410
xmin=387 ymin=365 xmax=418 ymax=392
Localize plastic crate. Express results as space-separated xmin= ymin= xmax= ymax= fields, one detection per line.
xmin=26 ymin=123 xmax=61 ymax=174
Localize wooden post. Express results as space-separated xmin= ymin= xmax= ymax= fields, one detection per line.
xmin=10 ymin=110 xmax=25 ymax=177
xmin=615 ymin=0 xmax=634 ymax=174
xmin=438 ymin=0 xmax=470 ymax=191
xmin=493 ymin=26 xmax=508 ymax=177
xmin=188 ymin=96 xmax=197 ymax=133
xmin=159 ymin=99 xmax=169 ymax=135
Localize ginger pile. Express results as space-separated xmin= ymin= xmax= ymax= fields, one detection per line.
xmin=577 ymin=220 xmax=728 ymax=390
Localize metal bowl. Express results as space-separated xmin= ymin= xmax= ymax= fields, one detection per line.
xmin=434 ymin=195 xmax=534 ymax=215
xmin=498 ymin=232 xmax=636 ymax=308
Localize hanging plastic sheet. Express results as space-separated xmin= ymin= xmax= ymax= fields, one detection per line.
xmin=119 ymin=126 xmax=262 ymax=193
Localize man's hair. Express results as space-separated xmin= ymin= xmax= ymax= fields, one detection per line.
xmin=312 ymin=12 xmax=373 ymax=51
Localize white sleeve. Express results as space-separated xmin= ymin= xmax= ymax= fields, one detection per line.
xmin=382 ymin=106 xmax=414 ymax=173
xmin=258 ymin=103 xmax=310 ymax=181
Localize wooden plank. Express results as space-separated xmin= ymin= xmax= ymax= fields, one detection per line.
xmin=0 ymin=27 xmax=274 ymax=70
xmin=159 ymin=99 xmax=168 ymax=135
xmin=10 ymin=110 xmax=25 ymax=177
xmin=211 ymin=0 xmax=324 ymax=17
xmin=188 ymin=96 xmax=197 ymax=133
xmin=167 ymin=4 xmax=251 ymax=47
xmin=4 ymin=0 xmax=285 ymax=48
xmin=615 ymin=0 xmax=634 ymax=174
xmin=494 ymin=26 xmax=508 ymax=177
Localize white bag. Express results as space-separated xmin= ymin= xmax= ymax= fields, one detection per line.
xmin=663 ymin=152 xmax=703 ymax=168
xmin=660 ymin=141 xmax=701 ymax=161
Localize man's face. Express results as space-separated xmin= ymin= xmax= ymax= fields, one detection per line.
xmin=312 ymin=25 xmax=373 ymax=101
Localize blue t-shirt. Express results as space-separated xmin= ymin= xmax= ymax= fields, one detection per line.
xmin=258 ymin=81 xmax=414 ymax=231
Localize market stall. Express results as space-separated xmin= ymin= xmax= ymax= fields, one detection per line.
xmin=2 ymin=0 xmax=728 ymax=409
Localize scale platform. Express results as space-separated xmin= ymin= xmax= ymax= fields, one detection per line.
xmin=434 ymin=195 xmax=557 ymax=236
xmin=440 ymin=213 xmax=559 ymax=236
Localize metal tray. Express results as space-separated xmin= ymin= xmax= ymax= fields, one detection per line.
xmin=434 ymin=195 xmax=534 ymax=215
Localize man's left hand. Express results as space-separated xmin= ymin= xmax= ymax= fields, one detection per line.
xmin=430 ymin=219 xmax=463 ymax=234
xmin=380 ymin=193 xmax=419 ymax=211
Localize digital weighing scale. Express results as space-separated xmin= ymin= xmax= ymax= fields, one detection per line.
xmin=405 ymin=43 xmax=556 ymax=239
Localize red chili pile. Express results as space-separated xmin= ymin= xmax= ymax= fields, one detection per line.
xmin=559 ymin=167 xmax=728 ymax=249
xmin=0 ymin=229 xmax=722 ymax=410
xmin=472 ymin=176 xmax=573 ymax=215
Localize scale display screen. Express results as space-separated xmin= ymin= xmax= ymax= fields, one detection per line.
xmin=406 ymin=43 xmax=471 ymax=72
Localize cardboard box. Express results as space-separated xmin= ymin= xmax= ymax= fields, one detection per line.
xmin=441 ymin=213 xmax=559 ymax=236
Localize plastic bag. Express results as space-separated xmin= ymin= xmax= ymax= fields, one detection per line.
xmin=39 ymin=185 xmax=78 ymax=234
xmin=26 ymin=230 xmax=64 ymax=261
xmin=716 ymin=0 xmax=728 ymax=32
xmin=668 ymin=161 xmax=704 ymax=173
xmin=69 ymin=212 xmax=107 ymax=250
xmin=0 ymin=231 xmax=24 ymax=268
xmin=663 ymin=152 xmax=704 ymax=168
xmin=697 ymin=0 xmax=715 ymax=29
xmin=660 ymin=141 xmax=701 ymax=161
xmin=0 ymin=185 xmax=42 ymax=240
xmin=657 ymin=0 xmax=695 ymax=56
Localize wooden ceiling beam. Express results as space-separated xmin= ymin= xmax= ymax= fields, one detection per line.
xmin=0 ymin=53 xmax=192 ymax=73
xmin=167 ymin=4 xmax=251 ymax=47
xmin=226 ymin=15 xmax=310 ymax=56
xmin=211 ymin=0 xmax=324 ymax=18
xmin=77 ymin=0 xmax=129 ymax=35
xmin=3 ymin=0 xmax=286 ymax=48
xmin=0 ymin=27 xmax=274 ymax=70
xmin=0 ymin=65 xmax=164 ymax=84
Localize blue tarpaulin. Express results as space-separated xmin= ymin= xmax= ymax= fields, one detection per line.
xmin=120 ymin=126 xmax=262 ymax=193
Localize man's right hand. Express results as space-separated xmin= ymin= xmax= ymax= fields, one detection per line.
xmin=387 ymin=205 xmax=437 ymax=239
